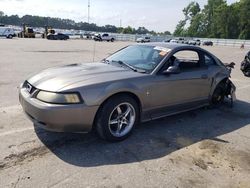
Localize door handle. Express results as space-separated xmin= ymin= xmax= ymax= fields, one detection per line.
xmin=201 ymin=74 xmax=208 ymax=79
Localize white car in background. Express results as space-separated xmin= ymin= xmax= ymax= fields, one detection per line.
xmin=0 ymin=26 xmax=15 ymax=38
xmin=170 ymin=39 xmax=178 ymax=43
xmin=136 ymin=36 xmax=151 ymax=43
xmin=93 ymin=33 xmax=115 ymax=42
xmin=188 ymin=39 xmax=201 ymax=46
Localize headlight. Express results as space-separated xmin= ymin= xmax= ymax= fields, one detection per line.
xmin=36 ymin=91 xmax=82 ymax=104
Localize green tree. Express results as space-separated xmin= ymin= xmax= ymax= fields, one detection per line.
xmin=173 ymin=20 xmax=187 ymax=36
xmin=174 ymin=0 xmax=250 ymax=39
xmin=183 ymin=1 xmax=201 ymax=20
xmin=122 ymin=26 xmax=133 ymax=34
xmin=239 ymin=0 xmax=250 ymax=39
xmin=203 ymin=0 xmax=227 ymax=37
xmin=174 ymin=1 xmax=201 ymax=37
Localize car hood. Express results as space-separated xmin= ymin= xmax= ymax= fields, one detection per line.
xmin=28 ymin=62 xmax=144 ymax=92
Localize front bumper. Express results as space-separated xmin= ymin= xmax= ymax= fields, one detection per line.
xmin=19 ymin=88 xmax=99 ymax=133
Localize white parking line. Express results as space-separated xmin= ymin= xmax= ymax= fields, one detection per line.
xmin=0 ymin=127 xmax=33 ymax=137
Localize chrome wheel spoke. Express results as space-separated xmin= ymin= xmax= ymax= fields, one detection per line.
xmin=123 ymin=107 xmax=131 ymax=118
xmin=116 ymin=123 xmax=123 ymax=134
xmin=108 ymin=102 xmax=136 ymax=137
xmin=110 ymin=119 xmax=118 ymax=125
xmin=123 ymin=119 xmax=128 ymax=125
xmin=117 ymin=106 xmax=122 ymax=115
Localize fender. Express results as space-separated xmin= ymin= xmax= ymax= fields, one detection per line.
xmin=100 ymin=81 xmax=144 ymax=106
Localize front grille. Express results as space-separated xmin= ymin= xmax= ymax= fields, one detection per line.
xmin=23 ymin=81 xmax=36 ymax=95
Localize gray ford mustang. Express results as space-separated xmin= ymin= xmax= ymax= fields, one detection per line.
xmin=19 ymin=43 xmax=236 ymax=141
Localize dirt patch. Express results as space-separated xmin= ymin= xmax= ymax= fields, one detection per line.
xmin=0 ymin=134 xmax=95 ymax=170
xmin=193 ymin=158 xmax=208 ymax=170
xmin=179 ymin=176 xmax=209 ymax=188
xmin=230 ymin=150 xmax=250 ymax=172
xmin=0 ymin=145 xmax=48 ymax=170
xmin=199 ymin=140 xmax=220 ymax=154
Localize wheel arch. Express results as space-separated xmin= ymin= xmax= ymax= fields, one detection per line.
xmin=209 ymin=76 xmax=229 ymax=99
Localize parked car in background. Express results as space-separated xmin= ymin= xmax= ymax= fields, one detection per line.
xmin=188 ymin=39 xmax=201 ymax=46
xmin=203 ymin=41 xmax=213 ymax=46
xmin=195 ymin=39 xmax=201 ymax=45
xmin=170 ymin=39 xmax=178 ymax=43
xmin=47 ymin=33 xmax=69 ymax=40
xmin=164 ymin=38 xmax=172 ymax=43
xmin=176 ymin=37 xmax=185 ymax=43
xmin=94 ymin=33 xmax=115 ymax=42
xmin=19 ymin=43 xmax=236 ymax=141
xmin=136 ymin=36 xmax=151 ymax=43
xmin=82 ymin=32 xmax=92 ymax=39
xmin=188 ymin=40 xmax=197 ymax=45
xmin=0 ymin=26 xmax=15 ymax=38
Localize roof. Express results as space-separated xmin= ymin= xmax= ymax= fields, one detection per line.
xmin=135 ymin=42 xmax=202 ymax=50
xmin=132 ymin=42 xmax=217 ymax=61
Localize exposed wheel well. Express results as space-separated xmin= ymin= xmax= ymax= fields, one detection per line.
xmin=211 ymin=77 xmax=230 ymax=97
xmin=92 ymin=92 xmax=142 ymax=131
xmin=217 ymin=78 xmax=227 ymax=86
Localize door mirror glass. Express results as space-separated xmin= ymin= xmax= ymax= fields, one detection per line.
xmin=163 ymin=66 xmax=180 ymax=74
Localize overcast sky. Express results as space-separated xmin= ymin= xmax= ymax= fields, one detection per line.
xmin=0 ymin=0 xmax=238 ymax=32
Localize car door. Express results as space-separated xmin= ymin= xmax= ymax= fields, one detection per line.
xmin=149 ymin=49 xmax=212 ymax=118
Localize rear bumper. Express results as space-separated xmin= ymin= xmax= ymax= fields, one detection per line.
xmin=19 ymin=88 xmax=99 ymax=133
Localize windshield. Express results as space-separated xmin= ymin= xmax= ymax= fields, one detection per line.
xmin=106 ymin=45 xmax=170 ymax=73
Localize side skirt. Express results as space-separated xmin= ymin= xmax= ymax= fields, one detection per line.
xmin=141 ymin=100 xmax=209 ymax=123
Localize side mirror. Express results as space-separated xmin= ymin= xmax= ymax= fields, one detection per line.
xmin=163 ymin=66 xmax=180 ymax=74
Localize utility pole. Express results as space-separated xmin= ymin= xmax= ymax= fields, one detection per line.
xmin=88 ymin=0 xmax=90 ymax=24
xmin=120 ymin=19 xmax=122 ymax=28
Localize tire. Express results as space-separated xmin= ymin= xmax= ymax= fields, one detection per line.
xmin=111 ymin=38 xmax=114 ymax=42
xmin=243 ymin=69 xmax=250 ymax=77
xmin=96 ymin=95 xmax=139 ymax=141
xmin=7 ymin=35 xmax=13 ymax=39
xmin=210 ymin=83 xmax=226 ymax=106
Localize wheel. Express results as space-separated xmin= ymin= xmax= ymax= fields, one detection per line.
xmin=7 ymin=35 xmax=13 ymax=39
xmin=210 ymin=83 xmax=225 ymax=106
xmin=243 ymin=69 xmax=250 ymax=77
xmin=111 ymin=38 xmax=114 ymax=42
xmin=96 ymin=95 xmax=139 ymax=141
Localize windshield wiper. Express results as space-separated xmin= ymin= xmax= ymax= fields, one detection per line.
xmin=111 ymin=60 xmax=146 ymax=73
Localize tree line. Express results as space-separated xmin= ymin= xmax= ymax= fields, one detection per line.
xmin=173 ymin=0 xmax=250 ymax=39
xmin=0 ymin=11 xmax=171 ymax=35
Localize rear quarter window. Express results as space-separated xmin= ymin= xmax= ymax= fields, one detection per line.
xmin=205 ymin=54 xmax=217 ymax=66
xmin=174 ymin=50 xmax=199 ymax=61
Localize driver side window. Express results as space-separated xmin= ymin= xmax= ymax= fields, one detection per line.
xmin=171 ymin=50 xmax=201 ymax=71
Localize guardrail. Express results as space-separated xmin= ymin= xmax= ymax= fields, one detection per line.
xmin=37 ymin=32 xmax=250 ymax=48
xmin=199 ymin=38 xmax=250 ymax=48
xmin=71 ymin=34 xmax=250 ymax=48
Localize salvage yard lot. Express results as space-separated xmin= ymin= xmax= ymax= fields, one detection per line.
xmin=0 ymin=38 xmax=250 ymax=188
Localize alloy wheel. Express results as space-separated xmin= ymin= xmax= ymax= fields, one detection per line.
xmin=108 ymin=102 xmax=136 ymax=137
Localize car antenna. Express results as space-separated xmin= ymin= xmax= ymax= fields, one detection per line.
xmin=92 ymin=40 xmax=96 ymax=62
